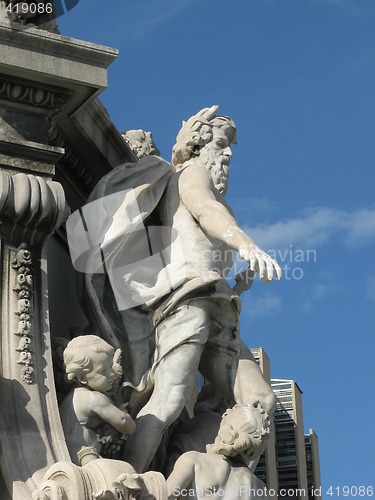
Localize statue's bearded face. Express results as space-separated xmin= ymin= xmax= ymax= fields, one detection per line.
xmin=199 ymin=127 xmax=232 ymax=196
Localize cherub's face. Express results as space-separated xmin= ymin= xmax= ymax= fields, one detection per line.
xmin=217 ymin=406 xmax=260 ymax=446
xmin=217 ymin=419 xmax=236 ymax=444
xmin=84 ymin=352 xmax=116 ymax=393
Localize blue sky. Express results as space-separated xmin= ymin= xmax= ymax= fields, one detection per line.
xmin=59 ymin=1 xmax=374 ymax=496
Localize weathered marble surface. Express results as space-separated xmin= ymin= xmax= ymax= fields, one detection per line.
xmin=68 ymin=106 xmax=281 ymax=485
xmin=59 ymin=335 xmax=135 ymax=465
xmin=167 ymin=404 xmax=270 ymax=499
xmin=122 ymin=129 xmax=160 ymax=159
xmin=32 ymin=459 xmax=167 ymax=500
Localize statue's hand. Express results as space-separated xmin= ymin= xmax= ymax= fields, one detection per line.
xmin=239 ymin=245 xmax=282 ymax=283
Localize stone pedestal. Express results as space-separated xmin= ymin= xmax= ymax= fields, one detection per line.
xmin=0 ymin=23 xmax=120 ymax=499
xmin=32 ymin=459 xmax=168 ymax=500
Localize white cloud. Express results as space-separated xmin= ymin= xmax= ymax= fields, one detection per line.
xmin=345 ymin=209 xmax=375 ymax=246
xmin=242 ymin=291 xmax=282 ymax=320
xmin=301 ymin=272 xmax=343 ymax=312
xmin=243 ymin=207 xmax=375 ymax=251
xmin=239 ymin=206 xmax=373 ymax=314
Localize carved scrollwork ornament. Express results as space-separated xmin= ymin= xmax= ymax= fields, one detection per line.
xmin=32 ymin=481 xmax=65 ymax=500
xmin=12 ymin=243 xmax=35 ymax=384
xmin=0 ymin=172 xmax=69 ymax=246
xmin=48 ymin=123 xmax=96 ymax=193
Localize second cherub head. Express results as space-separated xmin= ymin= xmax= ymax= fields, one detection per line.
xmin=206 ymin=402 xmax=270 ymax=464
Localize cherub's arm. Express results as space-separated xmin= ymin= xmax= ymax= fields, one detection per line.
xmin=90 ymin=392 xmax=136 ymax=436
xmin=179 ymin=165 xmax=281 ymax=283
xmin=167 ymin=452 xmax=196 ymax=500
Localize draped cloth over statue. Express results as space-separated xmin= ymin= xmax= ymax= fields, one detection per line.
xmin=66 ymin=154 xmax=243 ymax=396
xmin=67 ymin=155 xmax=176 ymax=389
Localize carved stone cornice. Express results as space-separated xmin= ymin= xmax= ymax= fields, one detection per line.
xmin=0 ymin=171 xmax=69 ymax=246
xmin=48 ymin=122 xmax=96 ymax=194
xmin=0 ymin=74 xmax=73 ymax=112
xmin=0 ymin=138 xmax=63 ymax=176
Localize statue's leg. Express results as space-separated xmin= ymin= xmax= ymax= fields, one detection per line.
xmin=233 ymin=342 xmax=277 ymax=415
xmin=200 ymin=340 xmax=275 ymax=472
xmin=123 ymin=301 xmax=208 ymax=473
xmin=199 ymin=300 xmax=276 ymax=416
xmin=200 ymin=341 xmax=276 ymax=415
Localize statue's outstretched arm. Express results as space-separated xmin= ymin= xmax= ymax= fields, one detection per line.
xmin=179 ymin=165 xmax=281 ymax=283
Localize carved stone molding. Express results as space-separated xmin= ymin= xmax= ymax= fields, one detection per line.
xmin=11 ymin=243 xmax=35 ymax=384
xmin=48 ymin=123 xmax=96 ymax=194
xmin=0 ymin=171 xmax=69 ymax=246
xmin=0 ymin=75 xmax=72 ymax=112
xmin=32 ymin=459 xmax=168 ymax=500
xmin=0 ymin=241 xmax=71 ymax=499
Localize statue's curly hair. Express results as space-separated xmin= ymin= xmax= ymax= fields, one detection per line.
xmin=63 ymin=335 xmax=115 ymax=382
xmin=171 ymin=105 xmax=237 ymax=168
xmin=207 ymin=402 xmax=270 ymax=461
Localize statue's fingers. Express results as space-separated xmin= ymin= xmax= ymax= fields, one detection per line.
xmin=274 ymin=260 xmax=282 ymax=280
xmin=249 ymin=254 xmax=257 ymax=272
xmin=265 ymin=258 xmax=275 ymax=281
xmin=257 ymin=256 xmax=266 ymax=280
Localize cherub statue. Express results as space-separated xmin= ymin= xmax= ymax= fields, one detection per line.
xmin=167 ymin=403 xmax=270 ymax=500
xmin=121 ymin=129 xmax=160 ymax=159
xmin=59 ymin=335 xmax=136 ymax=465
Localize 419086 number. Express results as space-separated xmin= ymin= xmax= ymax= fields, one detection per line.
xmin=6 ymin=2 xmax=53 ymax=15
xmin=327 ymin=486 xmax=373 ymax=497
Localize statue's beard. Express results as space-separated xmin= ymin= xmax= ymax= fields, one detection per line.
xmin=205 ymin=157 xmax=230 ymax=195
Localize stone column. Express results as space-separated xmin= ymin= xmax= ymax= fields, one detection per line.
xmin=0 ymin=171 xmax=70 ymax=499
xmin=0 ymin=22 xmax=118 ymax=499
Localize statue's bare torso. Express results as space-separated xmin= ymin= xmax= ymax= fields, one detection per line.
xmin=122 ymin=109 xmax=280 ymax=473
xmin=159 ymin=166 xmax=235 ymax=284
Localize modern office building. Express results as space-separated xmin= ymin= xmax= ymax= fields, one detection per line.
xmin=251 ymin=349 xmax=322 ymax=500
xmin=271 ymin=379 xmax=309 ymax=500
xmin=305 ymin=429 xmax=322 ymax=500
xmin=251 ymin=348 xmax=278 ymax=492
